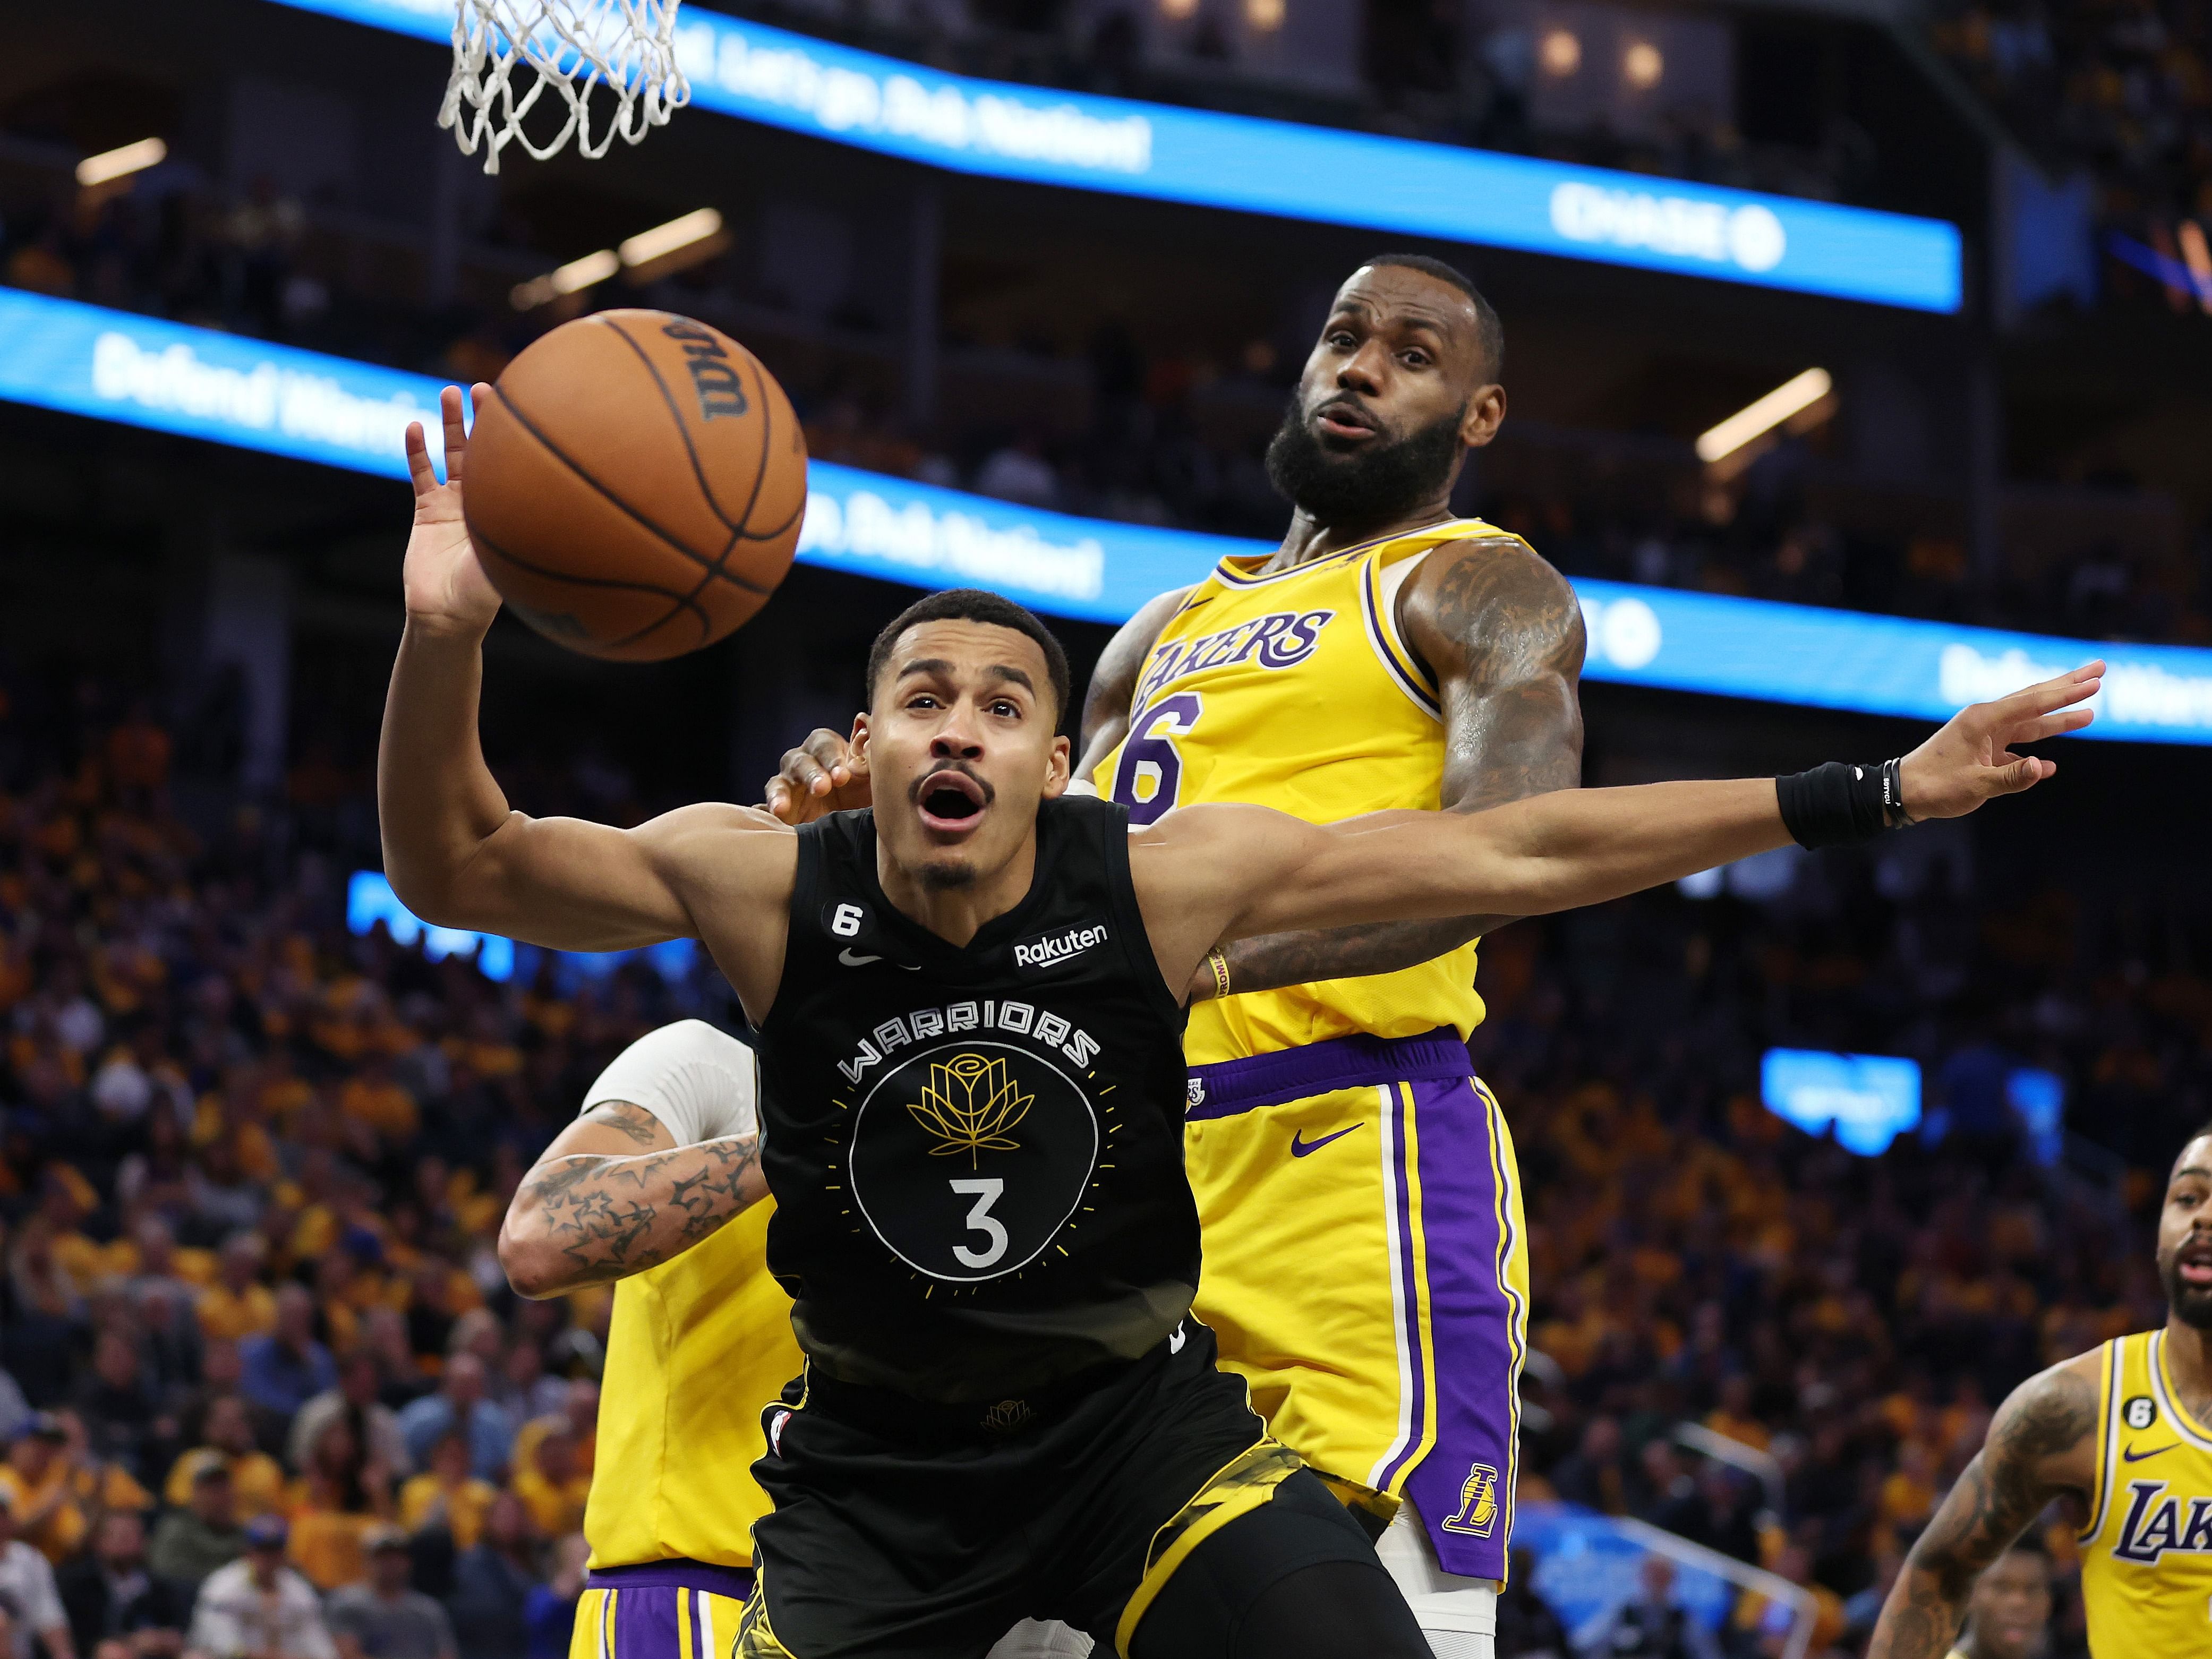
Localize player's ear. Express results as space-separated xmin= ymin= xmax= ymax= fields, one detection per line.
xmin=1040 ymin=733 xmax=1072 ymax=799
xmin=849 ymin=713 xmax=873 ymax=768
xmin=1459 ymin=381 xmax=1506 ymax=450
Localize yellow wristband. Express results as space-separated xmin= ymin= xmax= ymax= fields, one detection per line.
xmin=1206 ymin=948 xmax=1232 ymax=999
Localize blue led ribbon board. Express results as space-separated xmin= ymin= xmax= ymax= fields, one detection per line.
xmin=263 ymin=0 xmax=1961 ymax=312
xmin=346 ymin=869 xmax=698 ymax=986
xmin=9 ymin=288 xmax=2212 ymax=740
xmin=1761 ymin=1048 xmax=1922 ymax=1155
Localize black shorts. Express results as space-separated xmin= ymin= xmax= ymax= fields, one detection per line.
xmin=735 ymin=1322 xmax=1392 ymax=1658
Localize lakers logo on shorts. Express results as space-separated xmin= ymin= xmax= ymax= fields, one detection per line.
xmin=849 ymin=1040 xmax=1099 ymax=1283
xmin=1440 ymin=1463 xmax=1499 ymax=1537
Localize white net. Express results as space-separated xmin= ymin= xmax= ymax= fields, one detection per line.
xmin=440 ymin=0 xmax=690 ymax=174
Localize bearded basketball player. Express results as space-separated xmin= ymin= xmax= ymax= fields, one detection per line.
xmin=769 ymin=253 xmax=1582 ymax=1657
xmin=1871 ymin=1126 xmax=2212 ymax=1658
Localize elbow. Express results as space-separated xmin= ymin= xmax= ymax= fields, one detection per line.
xmin=496 ymin=1212 xmax=570 ymax=1301
xmin=382 ymin=859 xmax=471 ymax=933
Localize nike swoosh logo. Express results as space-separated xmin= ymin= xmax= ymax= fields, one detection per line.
xmin=837 ymin=949 xmax=882 ymax=967
xmin=1290 ymin=1123 xmax=1364 ymax=1157
xmin=1168 ymin=1323 xmax=1186 ymax=1353
xmin=2123 ymin=1442 xmax=2179 ymax=1462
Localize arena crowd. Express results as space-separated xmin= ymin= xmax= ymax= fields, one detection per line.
xmin=0 ymin=657 xmax=2193 ymax=1659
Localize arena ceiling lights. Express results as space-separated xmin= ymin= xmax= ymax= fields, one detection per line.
xmin=12 ymin=288 xmax=2211 ymax=743
xmin=264 ymin=0 xmax=1963 ymax=313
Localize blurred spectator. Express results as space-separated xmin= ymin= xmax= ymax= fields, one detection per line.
xmin=193 ymin=1239 xmax=274 ymax=1348
xmin=496 ymin=1346 xmax=567 ymax=1430
xmin=1955 ymin=1541 xmax=2053 ymax=1659
xmin=283 ymin=1419 xmax=388 ymax=1595
xmin=506 ymin=1381 xmax=595 ymax=1493
xmin=395 ymin=1435 xmax=494 ymax=1555
xmin=520 ymin=1534 xmax=587 ymax=1659
xmin=323 ymin=1528 xmax=454 ymax=1659
xmin=508 ymin=1427 xmax=587 ymax=1542
xmin=237 ymin=1290 xmax=335 ymax=1424
xmin=973 ymin=433 xmax=1060 ymax=508
xmin=184 ymin=1516 xmax=333 ymax=1659
xmin=71 ymin=1336 xmax=158 ymax=1485
xmin=0 ymin=1377 xmax=28 ymax=1450
xmin=1 ymin=1415 xmax=150 ymax=1567
xmin=443 ymin=1493 xmax=534 ymax=1659
xmin=394 ymin=1359 xmax=511 ymax=1486
xmin=0 ymin=1487 xmax=69 ymax=1659
xmin=1494 ymin=1549 xmax=1570 ymax=1658
xmin=287 ymin=1357 xmax=407 ymax=1494
xmin=54 ymin=1510 xmax=187 ymax=1658
xmin=162 ymin=1403 xmax=281 ymax=1523
xmin=146 ymin=1464 xmax=244 ymax=1598
xmin=1549 ymin=1416 xmax=1628 ymax=1515
xmin=1579 ymin=1555 xmax=1719 ymax=1659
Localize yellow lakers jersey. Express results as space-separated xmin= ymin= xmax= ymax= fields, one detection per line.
xmin=1091 ymin=520 xmax=1511 ymax=1065
xmin=2079 ymin=1329 xmax=2212 ymax=1654
xmin=585 ymin=1200 xmax=804 ymax=1569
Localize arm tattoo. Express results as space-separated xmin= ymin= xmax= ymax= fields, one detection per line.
xmin=580 ymin=1100 xmax=665 ymax=1146
xmin=1869 ymin=1367 xmax=2096 ymax=1659
xmin=1207 ymin=538 xmax=1584 ymax=999
xmin=512 ymin=1133 xmax=764 ymax=1290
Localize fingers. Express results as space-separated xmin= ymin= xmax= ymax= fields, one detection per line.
xmin=779 ymin=746 xmax=833 ymax=800
xmin=403 ymin=422 xmax=438 ymax=499
xmin=1997 ymin=707 xmax=2096 ymax=748
xmin=802 ymin=729 xmax=856 ymax=777
xmin=763 ymin=777 xmax=793 ymax=822
xmin=438 ymin=386 xmax=474 ymax=485
xmin=1980 ymin=661 xmax=2104 ymax=725
xmin=1986 ymin=755 xmax=2056 ymax=796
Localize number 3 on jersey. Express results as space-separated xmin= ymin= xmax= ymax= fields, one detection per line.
xmin=1110 ymin=694 xmax=1202 ymax=826
xmin=950 ymin=1177 xmax=1007 ymax=1269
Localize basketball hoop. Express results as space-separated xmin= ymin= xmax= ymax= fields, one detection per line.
xmin=440 ymin=0 xmax=690 ymax=174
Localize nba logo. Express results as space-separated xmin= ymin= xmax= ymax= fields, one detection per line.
xmin=1440 ymin=1463 xmax=1500 ymax=1536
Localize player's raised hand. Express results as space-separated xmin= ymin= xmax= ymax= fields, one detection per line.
xmin=1898 ymin=661 xmax=2102 ymax=819
xmin=400 ymin=383 xmax=503 ymax=638
xmin=764 ymin=728 xmax=870 ymax=824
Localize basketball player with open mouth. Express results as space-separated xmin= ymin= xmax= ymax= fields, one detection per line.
xmin=385 ymin=383 xmax=2097 ymax=1658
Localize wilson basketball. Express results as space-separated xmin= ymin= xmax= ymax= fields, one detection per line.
xmin=463 ymin=310 xmax=807 ymax=661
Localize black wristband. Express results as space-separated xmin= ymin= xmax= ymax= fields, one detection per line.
xmin=1880 ymin=756 xmax=1917 ymax=827
xmin=1775 ymin=762 xmax=1893 ymax=849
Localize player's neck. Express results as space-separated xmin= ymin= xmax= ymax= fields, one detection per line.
xmin=874 ymin=834 xmax=1039 ymax=950
xmin=1266 ymin=500 xmax=1457 ymax=572
xmin=2166 ymin=1314 xmax=2212 ymax=1412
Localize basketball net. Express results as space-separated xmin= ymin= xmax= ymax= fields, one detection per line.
xmin=440 ymin=0 xmax=690 ymax=174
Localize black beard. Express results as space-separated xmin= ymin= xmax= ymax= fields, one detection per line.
xmin=915 ymin=858 xmax=979 ymax=891
xmin=2160 ymin=1252 xmax=2212 ymax=1330
xmin=1265 ymin=395 xmax=1466 ymax=529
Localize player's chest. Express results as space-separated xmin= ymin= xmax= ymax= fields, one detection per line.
xmin=1130 ymin=598 xmax=1346 ymax=709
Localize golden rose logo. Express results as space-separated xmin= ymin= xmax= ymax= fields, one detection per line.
xmin=907 ymin=1053 xmax=1031 ymax=1165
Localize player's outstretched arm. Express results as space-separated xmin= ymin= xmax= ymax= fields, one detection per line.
xmin=1131 ymin=665 xmax=2099 ymax=989
xmin=500 ymin=1022 xmax=768 ymax=1298
xmin=381 ymin=387 xmax=793 ymax=976
xmin=1867 ymin=1357 xmax=2100 ymax=1658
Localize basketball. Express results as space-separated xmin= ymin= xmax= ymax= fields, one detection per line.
xmin=462 ymin=310 xmax=807 ymax=662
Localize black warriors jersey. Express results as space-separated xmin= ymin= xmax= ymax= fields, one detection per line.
xmin=755 ymin=794 xmax=1199 ymax=1403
